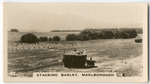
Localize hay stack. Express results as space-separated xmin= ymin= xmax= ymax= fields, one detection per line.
xmin=135 ymin=35 xmax=142 ymax=43
xmin=63 ymin=51 xmax=87 ymax=68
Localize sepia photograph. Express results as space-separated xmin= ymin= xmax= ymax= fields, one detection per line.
xmin=3 ymin=3 xmax=148 ymax=82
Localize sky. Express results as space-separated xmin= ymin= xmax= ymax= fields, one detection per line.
xmin=3 ymin=3 xmax=145 ymax=32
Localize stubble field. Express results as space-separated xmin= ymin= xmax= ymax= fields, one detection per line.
xmin=7 ymin=32 xmax=143 ymax=77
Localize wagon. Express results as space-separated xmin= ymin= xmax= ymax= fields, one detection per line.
xmin=62 ymin=49 xmax=96 ymax=68
xmin=135 ymin=35 xmax=142 ymax=43
xmin=135 ymin=39 xmax=142 ymax=43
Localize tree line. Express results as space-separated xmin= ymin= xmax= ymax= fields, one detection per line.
xmin=50 ymin=30 xmax=82 ymax=32
xmin=66 ymin=29 xmax=138 ymax=41
xmin=18 ymin=28 xmax=140 ymax=43
xmin=10 ymin=29 xmax=19 ymax=32
xmin=20 ymin=33 xmax=61 ymax=43
xmin=84 ymin=28 xmax=142 ymax=34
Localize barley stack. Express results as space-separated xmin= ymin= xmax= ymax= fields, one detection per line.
xmin=135 ymin=35 xmax=142 ymax=43
xmin=62 ymin=50 xmax=87 ymax=68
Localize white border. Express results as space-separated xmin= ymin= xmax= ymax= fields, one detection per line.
xmin=0 ymin=0 xmax=149 ymax=84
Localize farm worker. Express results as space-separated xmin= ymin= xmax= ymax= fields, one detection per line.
xmin=83 ymin=51 xmax=87 ymax=55
xmin=74 ymin=49 xmax=76 ymax=52
xmin=90 ymin=56 xmax=92 ymax=61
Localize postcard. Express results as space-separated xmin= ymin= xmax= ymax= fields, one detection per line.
xmin=3 ymin=3 xmax=148 ymax=82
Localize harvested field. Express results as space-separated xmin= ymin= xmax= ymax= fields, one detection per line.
xmin=7 ymin=32 xmax=143 ymax=77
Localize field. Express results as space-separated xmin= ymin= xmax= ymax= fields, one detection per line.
xmin=7 ymin=31 xmax=143 ymax=77
xmin=8 ymin=31 xmax=80 ymax=42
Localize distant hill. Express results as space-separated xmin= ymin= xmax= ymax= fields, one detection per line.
xmin=7 ymin=10 xmax=143 ymax=31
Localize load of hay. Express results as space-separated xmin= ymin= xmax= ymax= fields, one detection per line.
xmin=135 ymin=35 xmax=142 ymax=43
xmin=62 ymin=50 xmax=87 ymax=68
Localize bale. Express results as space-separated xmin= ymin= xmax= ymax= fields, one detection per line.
xmin=20 ymin=33 xmax=39 ymax=43
xmin=135 ymin=35 xmax=142 ymax=43
xmin=135 ymin=39 xmax=142 ymax=43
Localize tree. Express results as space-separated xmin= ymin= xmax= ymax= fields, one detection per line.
xmin=20 ymin=33 xmax=39 ymax=43
xmin=49 ymin=37 xmax=53 ymax=41
xmin=39 ymin=37 xmax=48 ymax=41
xmin=10 ymin=29 xmax=19 ymax=32
xmin=66 ymin=34 xmax=77 ymax=41
xmin=53 ymin=36 xmax=61 ymax=41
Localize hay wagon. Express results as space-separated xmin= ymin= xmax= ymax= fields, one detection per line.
xmin=62 ymin=49 xmax=96 ymax=68
xmin=135 ymin=39 xmax=142 ymax=43
xmin=135 ymin=35 xmax=142 ymax=43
